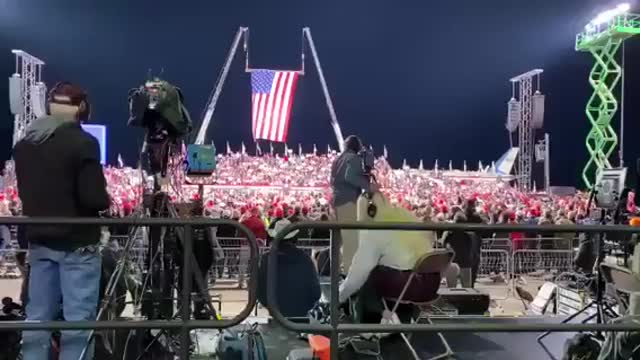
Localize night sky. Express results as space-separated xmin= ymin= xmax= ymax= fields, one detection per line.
xmin=1 ymin=0 xmax=640 ymax=187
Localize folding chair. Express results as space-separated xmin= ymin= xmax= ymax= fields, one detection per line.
xmin=598 ymin=263 xmax=640 ymax=358
xmin=600 ymin=263 xmax=640 ymax=315
xmin=381 ymin=249 xmax=455 ymax=360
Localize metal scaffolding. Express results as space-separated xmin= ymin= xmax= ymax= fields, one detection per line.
xmin=510 ymin=69 xmax=543 ymax=192
xmin=577 ymin=13 xmax=640 ymax=188
xmin=9 ymin=50 xmax=45 ymax=145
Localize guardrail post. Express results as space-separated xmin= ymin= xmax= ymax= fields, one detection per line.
xmin=180 ymin=224 xmax=192 ymax=360
xmin=330 ymin=228 xmax=340 ymax=360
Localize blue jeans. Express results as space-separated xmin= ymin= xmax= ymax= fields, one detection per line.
xmin=22 ymin=244 xmax=101 ymax=360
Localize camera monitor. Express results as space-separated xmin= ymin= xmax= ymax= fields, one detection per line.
xmin=81 ymin=124 xmax=107 ymax=165
xmin=186 ymin=144 xmax=217 ymax=176
xmin=594 ymin=167 xmax=627 ymax=210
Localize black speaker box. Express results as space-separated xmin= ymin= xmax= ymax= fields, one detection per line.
xmin=439 ymin=288 xmax=491 ymax=315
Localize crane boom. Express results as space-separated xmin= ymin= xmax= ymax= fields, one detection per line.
xmin=195 ymin=27 xmax=248 ymax=145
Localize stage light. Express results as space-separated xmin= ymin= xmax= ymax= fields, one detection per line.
xmin=592 ymin=10 xmax=615 ymax=26
xmin=590 ymin=3 xmax=631 ymax=26
xmin=617 ymin=3 xmax=631 ymax=12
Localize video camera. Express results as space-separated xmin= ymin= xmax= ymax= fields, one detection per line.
xmin=128 ymin=78 xmax=192 ymax=139
xmin=359 ymin=148 xmax=375 ymax=176
xmin=358 ymin=147 xmax=379 ymax=218
xmin=128 ymin=78 xmax=193 ymax=181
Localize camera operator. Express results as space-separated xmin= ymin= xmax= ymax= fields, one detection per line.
xmin=330 ymin=135 xmax=379 ymax=273
xmin=13 ymin=82 xmax=110 ymax=360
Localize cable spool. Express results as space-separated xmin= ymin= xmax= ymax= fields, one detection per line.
xmin=562 ymin=333 xmax=601 ymax=360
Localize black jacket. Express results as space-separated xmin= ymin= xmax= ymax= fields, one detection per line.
xmin=257 ymin=243 xmax=321 ymax=318
xmin=443 ymin=231 xmax=473 ymax=268
xmin=330 ymin=151 xmax=371 ymax=207
xmin=14 ymin=121 xmax=110 ymax=251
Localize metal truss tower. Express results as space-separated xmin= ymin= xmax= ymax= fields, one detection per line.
xmin=510 ymin=69 xmax=543 ymax=192
xmin=577 ymin=13 xmax=640 ymax=188
xmin=9 ymin=50 xmax=45 ymax=145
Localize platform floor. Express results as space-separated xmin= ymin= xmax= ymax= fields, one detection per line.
xmin=0 ymin=276 xmax=544 ymax=318
xmin=1 ymin=277 xmax=572 ymax=359
xmin=258 ymin=317 xmax=572 ymax=359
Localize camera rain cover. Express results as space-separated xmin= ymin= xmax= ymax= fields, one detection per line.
xmin=128 ymin=79 xmax=192 ymax=136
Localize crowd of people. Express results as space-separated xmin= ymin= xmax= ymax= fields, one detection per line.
xmin=0 ymin=150 xmax=589 ymax=230
xmin=0 ymin=149 xmax=589 ymax=288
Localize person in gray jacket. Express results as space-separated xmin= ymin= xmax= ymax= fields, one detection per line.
xmin=330 ymin=135 xmax=378 ymax=273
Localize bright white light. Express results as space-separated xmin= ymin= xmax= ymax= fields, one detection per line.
xmin=589 ymin=3 xmax=632 ymax=27
xmin=592 ymin=9 xmax=615 ymax=25
xmin=617 ymin=3 xmax=631 ymax=12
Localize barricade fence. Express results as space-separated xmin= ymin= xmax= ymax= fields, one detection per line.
xmin=0 ymin=235 xmax=577 ymax=292
xmin=104 ymin=235 xmax=576 ymax=288
xmin=0 ymin=239 xmax=571 ymax=282
xmin=0 ymin=218 xmax=638 ymax=360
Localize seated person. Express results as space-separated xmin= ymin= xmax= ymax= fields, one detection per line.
xmin=339 ymin=193 xmax=439 ymax=323
xmin=258 ymin=218 xmax=321 ymax=319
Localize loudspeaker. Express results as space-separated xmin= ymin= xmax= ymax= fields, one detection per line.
xmin=532 ymin=92 xmax=545 ymax=129
xmin=30 ymin=82 xmax=47 ymax=118
xmin=9 ymin=75 xmax=24 ymax=115
xmin=506 ymin=98 xmax=521 ymax=133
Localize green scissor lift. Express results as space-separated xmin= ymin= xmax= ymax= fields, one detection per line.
xmin=578 ymin=14 xmax=640 ymax=188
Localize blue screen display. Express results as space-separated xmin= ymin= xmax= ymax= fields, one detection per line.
xmin=80 ymin=124 xmax=107 ymax=165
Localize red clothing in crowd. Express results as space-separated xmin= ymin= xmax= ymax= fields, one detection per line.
xmin=241 ymin=215 xmax=268 ymax=242
xmin=510 ymin=231 xmax=525 ymax=250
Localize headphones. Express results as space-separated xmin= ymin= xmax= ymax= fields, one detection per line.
xmin=48 ymin=81 xmax=91 ymax=122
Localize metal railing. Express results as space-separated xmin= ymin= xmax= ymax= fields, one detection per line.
xmin=103 ymin=237 xmax=330 ymax=286
xmin=2 ymin=218 xmax=640 ymax=359
xmin=0 ymin=216 xmax=260 ymax=360
xmin=267 ymin=221 xmax=640 ymax=360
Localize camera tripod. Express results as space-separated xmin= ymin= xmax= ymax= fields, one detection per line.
xmin=80 ymin=141 xmax=220 ymax=360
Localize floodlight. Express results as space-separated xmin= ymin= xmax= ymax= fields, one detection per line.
xmin=617 ymin=3 xmax=631 ymax=12
xmin=592 ymin=10 xmax=615 ymax=26
xmin=590 ymin=3 xmax=632 ymax=26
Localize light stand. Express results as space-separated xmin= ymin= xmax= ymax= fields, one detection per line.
xmin=538 ymin=168 xmax=628 ymax=358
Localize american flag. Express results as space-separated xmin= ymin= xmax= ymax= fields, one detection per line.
xmin=251 ymin=70 xmax=299 ymax=143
